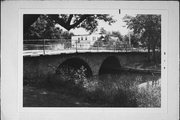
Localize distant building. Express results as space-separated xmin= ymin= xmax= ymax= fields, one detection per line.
xmin=71 ymin=34 xmax=103 ymax=49
xmin=71 ymin=33 xmax=131 ymax=49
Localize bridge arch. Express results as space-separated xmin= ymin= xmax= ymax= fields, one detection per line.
xmin=99 ymin=56 xmax=121 ymax=75
xmin=56 ymin=57 xmax=93 ymax=77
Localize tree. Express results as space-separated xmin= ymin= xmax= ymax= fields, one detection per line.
xmin=93 ymin=31 xmax=123 ymax=50
xmin=24 ymin=14 xmax=116 ymax=39
xmin=111 ymin=31 xmax=123 ymax=41
xmin=24 ymin=15 xmax=59 ymax=39
xmin=130 ymin=34 xmax=140 ymax=48
xmin=99 ymin=27 xmax=107 ymax=34
xmin=60 ymin=31 xmax=74 ymax=48
xmin=123 ymin=14 xmax=161 ymax=63
xmin=93 ymin=32 xmax=110 ymax=48
xmin=60 ymin=31 xmax=74 ymax=40
xmin=24 ymin=15 xmax=74 ymax=39
xmin=123 ymin=35 xmax=130 ymax=44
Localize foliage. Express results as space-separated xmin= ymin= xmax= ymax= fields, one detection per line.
xmin=93 ymin=31 xmax=124 ymax=50
xmin=83 ymin=75 xmax=138 ymax=106
xmin=93 ymin=33 xmax=108 ymax=47
xmin=129 ymin=34 xmax=141 ymax=48
xmin=85 ymin=75 xmax=160 ymax=107
xmin=56 ymin=65 xmax=89 ymax=88
xmin=24 ymin=15 xmax=57 ymax=39
xmin=60 ymin=31 xmax=74 ymax=40
xmin=111 ymin=31 xmax=123 ymax=41
xmin=99 ymin=27 xmax=107 ymax=34
xmin=54 ymin=65 xmax=161 ymax=107
xmin=24 ymin=15 xmax=74 ymax=41
xmin=24 ymin=64 xmax=161 ymax=107
xmin=24 ymin=14 xmax=116 ymax=39
xmin=136 ymin=84 xmax=161 ymax=107
xmin=123 ymin=14 xmax=161 ymax=62
xmin=48 ymin=14 xmax=116 ymax=33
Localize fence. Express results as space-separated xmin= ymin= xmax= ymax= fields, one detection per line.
xmin=23 ymin=39 xmax=147 ymax=55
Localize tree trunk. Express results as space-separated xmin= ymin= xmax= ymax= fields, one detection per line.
xmin=147 ymin=40 xmax=151 ymax=62
xmin=151 ymin=35 xmax=157 ymax=64
xmin=152 ymin=45 xmax=156 ymax=64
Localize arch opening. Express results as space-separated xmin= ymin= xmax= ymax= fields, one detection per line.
xmin=56 ymin=57 xmax=92 ymax=77
xmin=99 ymin=56 xmax=121 ymax=75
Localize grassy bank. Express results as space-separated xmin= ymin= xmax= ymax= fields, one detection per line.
xmin=23 ymin=66 xmax=161 ymax=107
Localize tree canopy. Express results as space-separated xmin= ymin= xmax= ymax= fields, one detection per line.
xmin=93 ymin=31 xmax=124 ymax=50
xmin=123 ymin=14 xmax=161 ymax=63
xmin=111 ymin=31 xmax=123 ymax=41
xmin=24 ymin=15 xmax=56 ymax=39
xmin=24 ymin=14 xmax=116 ymax=39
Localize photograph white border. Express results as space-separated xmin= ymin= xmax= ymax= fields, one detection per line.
xmin=19 ymin=6 xmax=167 ymax=111
xmin=1 ymin=1 xmax=179 ymax=120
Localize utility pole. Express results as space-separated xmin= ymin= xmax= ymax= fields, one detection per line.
xmin=43 ymin=39 xmax=45 ymax=55
xmin=76 ymin=40 xmax=77 ymax=53
xmin=128 ymin=32 xmax=131 ymax=47
xmin=97 ymin=41 xmax=99 ymax=52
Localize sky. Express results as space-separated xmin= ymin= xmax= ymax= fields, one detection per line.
xmin=57 ymin=13 xmax=136 ymax=36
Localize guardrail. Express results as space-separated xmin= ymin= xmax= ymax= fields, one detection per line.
xmin=23 ymin=39 xmax=147 ymax=55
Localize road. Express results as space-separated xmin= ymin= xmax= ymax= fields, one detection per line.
xmin=23 ymin=49 xmax=148 ymax=56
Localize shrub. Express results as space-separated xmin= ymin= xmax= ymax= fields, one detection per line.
xmin=82 ymin=74 xmax=139 ymax=106
xmin=136 ymin=83 xmax=161 ymax=107
xmin=25 ymin=64 xmax=161 ymax=107
xmin=82 ymin=74 xmax=161 ymax=107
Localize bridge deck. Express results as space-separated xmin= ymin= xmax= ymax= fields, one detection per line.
xmin=23 ymin=49 xmax=148 ymax=56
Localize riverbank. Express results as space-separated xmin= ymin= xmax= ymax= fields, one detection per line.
xmin=123 ymin=62 xmax=161 ymax=74
xmin=23 ymin=70 xmax=161 ymax=107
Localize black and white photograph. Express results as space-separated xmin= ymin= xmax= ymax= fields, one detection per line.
xmin=23 ymin=12 xmax=161 ymax=107
xmin=1 ymin=1 xmax=179 ymax=120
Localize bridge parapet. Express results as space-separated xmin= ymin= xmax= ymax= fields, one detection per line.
xmin=23 ymin=39 xmax=148 ymax=56
xmin=23 ymin=52 xmax=148 ymax=79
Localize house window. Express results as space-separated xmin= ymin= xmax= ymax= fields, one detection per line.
xmin=85 ymin=37 xmax=87 ymax=40
xmin=81 ymin=37 xmax=83 ymax=40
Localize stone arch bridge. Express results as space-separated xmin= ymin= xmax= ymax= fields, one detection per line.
xmin=24 ymin=52 xmax=148 ymax=79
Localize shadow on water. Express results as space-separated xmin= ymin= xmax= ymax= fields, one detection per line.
xmin=56 ymin=58 xmax=93 ymax=77
xmin=99 ymin=56 xmax=121 ymax=75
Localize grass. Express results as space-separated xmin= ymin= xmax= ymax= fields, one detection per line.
xmin=23 ymin=67 xmax=161 ymax=107
xmin=23 ymin=86 xmax=94 ymax=107
xmin=137 ymin=84 xmax=161 ymax=107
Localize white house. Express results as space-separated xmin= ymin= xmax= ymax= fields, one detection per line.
xmin=71 ymin=34 xmax=103 ymax=49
